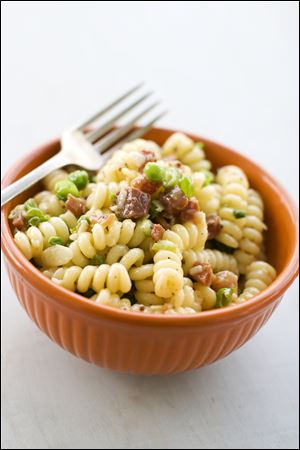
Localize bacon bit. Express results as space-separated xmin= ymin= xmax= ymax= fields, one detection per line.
xmin=179 ymin=198 xmax=199 ymax=222
xmin=151 ymin=223 xmax=165 ymax=242
xmin=115 ymin=188 xmax=151 ymax=220
xmin=211 ymin=271 xmax=238 ymax=291
xmin=160 ymin=186 xmax=189 ymax=214
xmin=131 ymin=175 xmax=161 ymax=195
xmin=65 ymin=194 xmax=86 ymax=217
xmin=12 ymin=212 xmax=27 ymax=231
xmin=139 ymin=150 xmax=157 ymax=170
xmin=189 ymin=262 xmax=214 ymax=286
xmin=207 ymin=214 xmax=222 ymax=240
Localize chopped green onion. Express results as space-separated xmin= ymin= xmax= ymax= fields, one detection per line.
xmin=28 ymin=216 xmax=48 ymax=226
xmin=24 ymin=198 xmax=37 ymax=211
xmin=25 ymin=207 xmax=47 ymax=219
xmin=141 ymin=219 xmax=153 ymax=237
xmin=212 ymin=240 xmax=235 ymax=254
xmin=163 ymin=167 xmax=180 ymax=188
xmin=233 ymin=210 xmax=246 ymax=219
xmin=202 ymin=171 xmax=214 ymax=187
xmin=152 ymin=241 xmax=177 ymax=252
xmin=216 ymin=288 xmax=234 ymax=308
xmin=48 ymin=236 xmax=64 ymax=246
xmin=68 ymin=170 xmax=89 ymax=190
xmin=78 ymin=215 xmax=91 ymax=224
xmin=149 ymin=200 xmax=164 ymax=219
xmin=144 ymin=163 xmax=165 ymax=182
xmin=90 ymin=254 xmax=105 ymax=266
xmin=179 ymin=175 xmax=194 ymax=198
xmin=55 ymin=180 xmax=79 ymax=200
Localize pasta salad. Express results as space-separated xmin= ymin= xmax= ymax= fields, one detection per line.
xmin=9 ymin=132 xmax=277 ymax=314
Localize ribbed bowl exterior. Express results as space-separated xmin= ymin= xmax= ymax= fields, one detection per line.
xmin=5 ymin=258 xmax=281 ymax=375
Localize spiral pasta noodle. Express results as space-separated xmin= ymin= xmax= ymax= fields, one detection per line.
xmin=51 ymin=263 xmax=132 ymax=294
xmin=238 ymin=261 xmax=276 ymax=302
xmin=34 ymin=191 xmax=64 ymax=216
xmin=182 ymin=249 xmax=239 ymax=275
xmin=234 ymin=189 xmax=266 ymax=273
xmin=163 ymin=211 xmax=208 ymax=252
xmin=162 ymin=132 xmax=211 ymax=171
xmin=152 ymin=244 xmax=184 ymax=298
xmin=14 ymin=217 xmax=70 ymax=260
xmin=86 ymin=181 xmax=129 ymax=210
xmin=215 ymin=165 xmax=249 ymax=249
xmin=193 ymin=181 xmax=222 ymax=216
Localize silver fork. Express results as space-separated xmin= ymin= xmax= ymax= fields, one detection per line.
xmin=1 ymin=83 xmax=166 ymax=207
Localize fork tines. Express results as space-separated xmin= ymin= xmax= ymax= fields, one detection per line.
xmin=76 ymin=83 xmax=167 ymax=154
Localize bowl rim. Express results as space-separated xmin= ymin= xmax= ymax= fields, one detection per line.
xmin=1 ymin=127 xmax=299 ymax=327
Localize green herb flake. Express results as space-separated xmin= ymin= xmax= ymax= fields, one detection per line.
xmin=233 ymin=210 xmax=246 ymax=219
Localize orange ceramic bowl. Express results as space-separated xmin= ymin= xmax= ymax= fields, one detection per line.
xmin=1 ymin=128 xmax=299 ymax=374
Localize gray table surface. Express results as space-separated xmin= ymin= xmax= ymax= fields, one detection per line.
xmin=1 ymin=2 xmax=299 ymax=449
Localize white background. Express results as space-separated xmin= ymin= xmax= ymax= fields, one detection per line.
xmin=1 ymin=2 xmax=299 ymax=449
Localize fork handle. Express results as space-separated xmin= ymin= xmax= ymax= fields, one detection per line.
xmin=1 ymin=152 xmax=69 ymax=207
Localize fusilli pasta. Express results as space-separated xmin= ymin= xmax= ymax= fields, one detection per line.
xmin=9 ymin=132 xmax=277 ymax=314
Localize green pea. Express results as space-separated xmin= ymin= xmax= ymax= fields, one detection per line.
xmin=48 ymin=236 xmax=64 ymax=246
xmin=55 ymin=180 xmax=79 ymax=200
xmin=68 ymin=170 xmax=89 ymax=190
xmin=144 ymin=163 xmax=165 ymax=182
xmin=179 ymin=175 xmax=194 ymax=198
xmin=24 ymin=198 xmax=37 ymax=211
xmin=233 ymin=210 xmax=246 ymax=219
xmin=216 ymin=288 xmax=234 ymax=308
